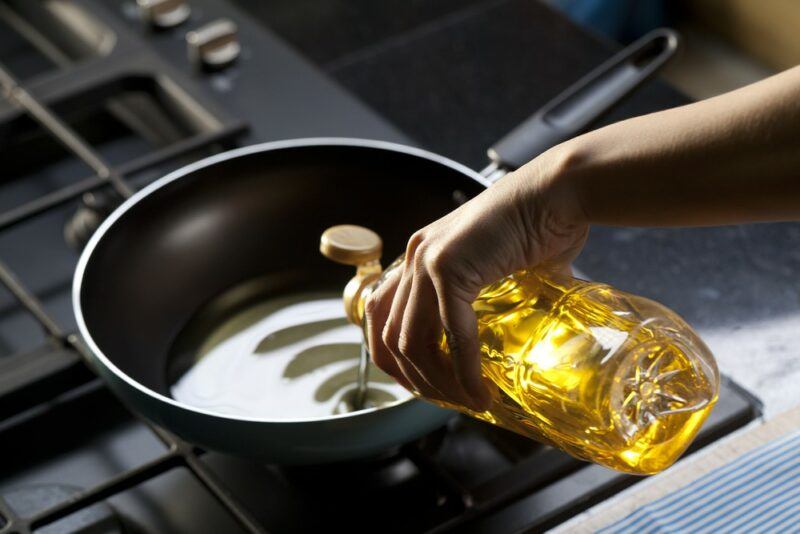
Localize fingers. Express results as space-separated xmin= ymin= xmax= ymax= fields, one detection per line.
xmin=434 ymin=285 xmax=492 ymax=411
xmin=382 ymin=267 xmax=445 ymax=399
xmin=366 ymin=232 xmax=493 ymax=413
xmin=364 ymin=269 xmax=412 ymax=390
xmin=398 ymin=273 xmax=473 ymax=406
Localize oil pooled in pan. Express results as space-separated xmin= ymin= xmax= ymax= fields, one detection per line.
xmin=168 ymin=292 xmax=411 ymax=419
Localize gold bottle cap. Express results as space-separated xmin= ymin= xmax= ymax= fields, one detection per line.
xmin=320 ymin=225 xmax=383 ymax=266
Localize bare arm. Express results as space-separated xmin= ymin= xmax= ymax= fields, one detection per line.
xmin=367 ymin=67 xmax=800 ymax=410
xmin=553 ymin=65 xmax=800 ymax=226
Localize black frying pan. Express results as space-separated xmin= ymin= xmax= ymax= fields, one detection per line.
xmin=73 ymin=30 xmax=678 ymax=464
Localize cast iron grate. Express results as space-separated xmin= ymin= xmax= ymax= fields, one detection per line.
xmin=0 ymin=55 xmax=531 ymax=534
xmin=0 ymin=59 xmax=272 ymax=533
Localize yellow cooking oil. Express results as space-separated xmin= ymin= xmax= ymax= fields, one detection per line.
xmin=321 ymin=225 xmax=720 ymax=475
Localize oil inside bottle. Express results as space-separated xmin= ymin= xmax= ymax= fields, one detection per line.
xmin=320 ymin=224 xmax=719 ymax=474
xmin=425 ymin=272 xmax=718 ymax=474
xmin=168 ymin=290 xmax=411 ymax=419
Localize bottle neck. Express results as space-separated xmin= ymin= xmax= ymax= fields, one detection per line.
xmin=341 ymin=260 xmax=381 ymax=324
xmin=345 ymin=257 xmax=404 ymax=325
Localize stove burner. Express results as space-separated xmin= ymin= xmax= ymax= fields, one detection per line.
xmin=1 ymin=484 xmax=122 ymax=534
xmin=285 ymin=422 xmax=451 ymax=475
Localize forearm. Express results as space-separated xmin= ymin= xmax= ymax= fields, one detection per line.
xmin=551 ymin=66 xmax=800 ymax=227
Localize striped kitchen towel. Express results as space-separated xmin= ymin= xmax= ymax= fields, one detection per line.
xmin=551 ymin=407 xmax=800 ymax=534
xmin=599 ymin=429 xmax=800 ymax=533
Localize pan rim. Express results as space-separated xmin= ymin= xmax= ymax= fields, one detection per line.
xmin=73 ymin=137 xmax=490 ymax=424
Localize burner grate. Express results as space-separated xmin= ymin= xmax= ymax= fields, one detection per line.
xmin=0 ymin=64 xmax=133 ymax=199
xmin=0 ymin=58 xmax=265 ymax=533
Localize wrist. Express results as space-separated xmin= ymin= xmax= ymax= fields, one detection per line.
xmin=489 ymin=140 xmax=592 ymax=269
xmin=517 ymin=138 xmax=593 ymax=227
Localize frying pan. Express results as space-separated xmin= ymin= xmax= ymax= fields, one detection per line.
xmin=73 ymin=30 xmax=678 ymax=464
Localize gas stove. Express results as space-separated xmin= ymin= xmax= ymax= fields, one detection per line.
xmin=0 ymin=1 xmax=761 ymax=533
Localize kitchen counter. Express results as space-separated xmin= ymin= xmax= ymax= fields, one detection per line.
xmin=246 ymin=0 xmax=800 ymax=416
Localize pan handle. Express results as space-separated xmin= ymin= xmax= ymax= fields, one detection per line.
xmin=484 ymin=28 xmax=679 ymax=178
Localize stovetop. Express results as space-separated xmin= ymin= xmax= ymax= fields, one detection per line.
xmin=0 ymin=1 xmax=761 ymax=533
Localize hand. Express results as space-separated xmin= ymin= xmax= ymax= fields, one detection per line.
xmin=364 ymin=147 xmax=589 ymax=411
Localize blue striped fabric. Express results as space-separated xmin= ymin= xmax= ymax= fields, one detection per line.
xmin=598 ymin=430 xmax=800 ymax=534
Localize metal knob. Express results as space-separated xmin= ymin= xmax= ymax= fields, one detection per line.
xmin=137 ymin=0 xmax=191 ymax=29
xmin=186 ymin=19 xmax=240 ymax=70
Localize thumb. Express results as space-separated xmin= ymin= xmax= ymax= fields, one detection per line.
xmin=437 ymin=292 xmax=492 ymax=411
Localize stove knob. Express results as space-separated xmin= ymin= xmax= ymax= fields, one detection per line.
xmin=186 ymin=19 xmax=240 ymax=70
xmin=137 ymin=0 xmax=191 ymax=29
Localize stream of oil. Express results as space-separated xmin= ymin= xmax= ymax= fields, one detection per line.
xmin=169 ymin=292 xmax=411 ymax=419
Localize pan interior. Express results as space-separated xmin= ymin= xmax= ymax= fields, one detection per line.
xmin=167 ymin=272 xmax=411 ymax=419
xmin=77 ymin=143 xmax=486 ymax=421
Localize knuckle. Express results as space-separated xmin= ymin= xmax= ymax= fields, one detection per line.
xmin=363 ymin=293 xmax=378 ymax=318
xmin=367 ymin=275 xmax=397 ymax=312
xmin=409 ymin=230 xmax=425 ymax=247
xmin=397 ymin=330 xmax=414 ymax=357
xmin=405 ymin=230 xmax=426 ymax=261
xmin=424 ymin=245 xmax=451 ymax=276
xmin=413 ymin=241 xmax=431 ymax=271
xmin=381 ymin=325 xmax=399 ymax=354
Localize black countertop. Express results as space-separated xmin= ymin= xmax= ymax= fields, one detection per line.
xmin=244 ymin=0 xmax=800 ymax=413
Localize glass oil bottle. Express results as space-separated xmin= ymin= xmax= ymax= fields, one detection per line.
xmin=320 ymin=225 xmax=719 ymax=474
